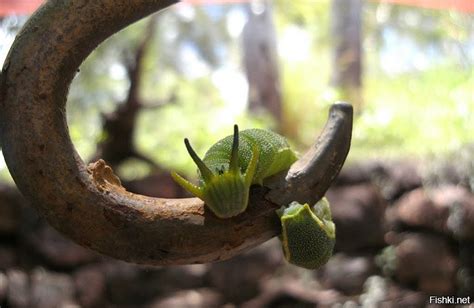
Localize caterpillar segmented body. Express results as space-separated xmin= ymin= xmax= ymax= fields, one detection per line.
xmin=277 ymin=198 xmax=335 ymax=269
xmin=172 ymin=125 xmax=335 ymax=269
xmin=172 ymin=125 xmax=297 ymax=218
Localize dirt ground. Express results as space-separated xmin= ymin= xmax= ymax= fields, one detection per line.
xmin=0 ymin=158 xmax=473 ymax=307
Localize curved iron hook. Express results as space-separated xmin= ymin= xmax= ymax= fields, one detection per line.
xmin=0 ymin=0 xmax=352 ymax=265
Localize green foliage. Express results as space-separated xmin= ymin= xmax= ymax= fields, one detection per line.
xmin=351 ymin=65 xmax=473 ymax=160
xmin=280 ymin=58 xmax=332 ymax=147
xmin=136 ymin=78 xmax=273 ymax=179
xmin=276 ymin=2 xmax=473 ymax=162
xmin=274 ymin=0 xmax=331 ymax=45
xmin=0 ymin=3 xmax=472 ymax=183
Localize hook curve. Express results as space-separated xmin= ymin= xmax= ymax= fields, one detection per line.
xmin=0 ymin=1 xmax=352 ymax=265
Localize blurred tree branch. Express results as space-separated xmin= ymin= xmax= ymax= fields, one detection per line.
xmin=93 ymin=16 xmax=175 ymax=169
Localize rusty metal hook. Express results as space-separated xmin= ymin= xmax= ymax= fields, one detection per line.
xmin=0 ymin=0 xmax=352 ymax=265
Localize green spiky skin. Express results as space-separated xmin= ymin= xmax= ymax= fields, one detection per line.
xmin=197 ymin=128 xmax=297 ymax=217
xmin=171 ymin=127 xmax=297 ymax=218
xmin=172 ymin=127 xmax=336 ymax=269
xmin=203 ymin=129 xmax=297 ymax=185
xmin=277 ymin=198 xmax=335 ymax=270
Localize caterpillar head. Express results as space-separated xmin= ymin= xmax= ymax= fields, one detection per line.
xmin=172 ymin=125 xmax=259 ymax=218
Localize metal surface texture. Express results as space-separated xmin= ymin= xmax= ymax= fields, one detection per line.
xmin=0 ymin=0 xmax=352 ymax=265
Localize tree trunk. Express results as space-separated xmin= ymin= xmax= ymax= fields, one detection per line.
xmin=242 ymin=1 xmax=282 ymax=128
xmin=331 ymin=0 xmax=363 ymax=112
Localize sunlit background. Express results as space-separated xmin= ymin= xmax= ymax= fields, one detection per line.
xmin=0 ymin=1 xmax=473 ymax=306
xmin=1 ymin=0 xmax=472 ymax=182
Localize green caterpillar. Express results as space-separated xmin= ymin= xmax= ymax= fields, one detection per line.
xmin=277 ymin=199 xmax=335 ymax=269
xmin=172 ymin=125 xmax=335 ymax=269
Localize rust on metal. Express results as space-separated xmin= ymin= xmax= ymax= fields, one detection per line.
xmin=0 ymin=0 xmax=353 ymax=265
